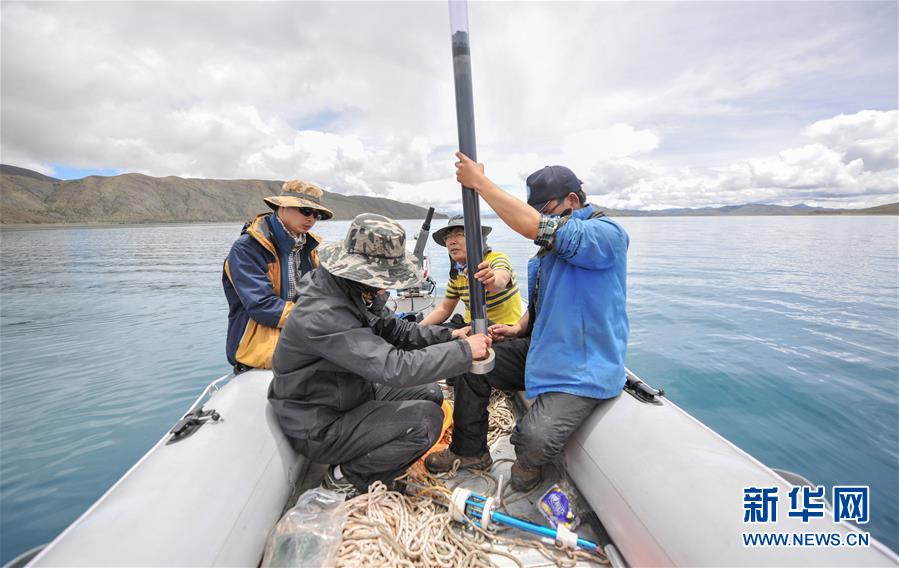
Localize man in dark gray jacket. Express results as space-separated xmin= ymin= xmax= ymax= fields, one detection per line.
xmin=269 ymin=213 xmax=491 ymax=494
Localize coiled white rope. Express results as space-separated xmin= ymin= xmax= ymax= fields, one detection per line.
xmin=335 ymin=391 xmax=608 ymax=567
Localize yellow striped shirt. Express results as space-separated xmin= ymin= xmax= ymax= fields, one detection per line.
xmin=445 ymin=250 xmax=523 ymax=325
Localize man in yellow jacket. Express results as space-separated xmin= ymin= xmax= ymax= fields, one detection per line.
xmin=222 ymin=180 xmax=332 ymax=371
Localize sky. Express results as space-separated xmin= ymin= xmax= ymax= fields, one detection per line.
xmin=1 ymin=1 xmax=896 ymax=212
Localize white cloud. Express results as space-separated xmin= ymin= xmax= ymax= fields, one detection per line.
xmin=803 ymin=110 xmax=898 ymax=171
xmin=0 ymin=2 xmax=896 ymax=210
xmin=563 ymin=124 xmax=660 ymax=173
xmin=384 ymin=179 xmax=461 ymax=210
xmin=741 ymin=144 xmax=854 ymax=193
xmin=574 ymin=110 xmax=897 ymax=210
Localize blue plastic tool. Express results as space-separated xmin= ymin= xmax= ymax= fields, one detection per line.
xmin=450 ymin=487 xmax=599 ymax=553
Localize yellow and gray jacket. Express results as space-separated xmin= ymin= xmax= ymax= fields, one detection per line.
xmin=222 ymin=213 xmax=321 ymax=369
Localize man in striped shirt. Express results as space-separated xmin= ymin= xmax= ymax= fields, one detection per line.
xmin=420 ymin=215 xmax=523 ymax=328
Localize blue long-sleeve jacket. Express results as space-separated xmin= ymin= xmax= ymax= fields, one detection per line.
xmin=222 ymin=213 xmax=320 ymax=368
xmin=525 ymin=204 xmax=629 ymax=399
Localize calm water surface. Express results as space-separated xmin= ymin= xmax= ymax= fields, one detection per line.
xmin=1 ymin=216 xmax=897 ymax=561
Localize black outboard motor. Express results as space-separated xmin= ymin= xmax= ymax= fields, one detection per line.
xmin=412 ymin=207 xmax=436 ymax=266
xmin=395 ymin=208 xmax=437 ymax=320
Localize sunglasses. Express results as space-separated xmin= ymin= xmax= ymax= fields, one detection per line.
xmin=297 ymin=207 xmax=325 ymax=220
xmin=539 ymin=199 xmax=561 ymax=215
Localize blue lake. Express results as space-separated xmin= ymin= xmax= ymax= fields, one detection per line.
xmin=1 ymin=215 xmax=897 ymax=562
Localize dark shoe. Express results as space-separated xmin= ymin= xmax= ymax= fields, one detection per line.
xmin=386 ymin=478 xmax=412 ymax=495
xmin=424 ymin=447 xmax=492 ymax=474
xmin=510 ymin=461 xmax=541 ymax=492
xmin=321 ymin=465 xmax=360 ymax=499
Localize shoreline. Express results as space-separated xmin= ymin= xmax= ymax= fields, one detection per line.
xmin=0 ymin=218 xmax=442 ymax=231
xmin=0 ymin=221 xmax=244 ymax=231
xmin=3 ymin=210 xmax=896 ymax=231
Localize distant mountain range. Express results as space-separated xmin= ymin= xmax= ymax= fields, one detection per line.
xmin=593 ymin=201 xmax=898 ymax=217
xmin=0 ymin=164 xmax=443 ymax=225
xmin=475 ymin=200 xmax=896 ymax=218
xmin=1 ymin=164 xmax=895 ymax=225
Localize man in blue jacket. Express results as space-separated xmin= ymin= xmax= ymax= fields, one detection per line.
xmin=425 ymin=153 xmax=629 ymax=492
xmin=222 ymin=180 xmax=332 ymax=372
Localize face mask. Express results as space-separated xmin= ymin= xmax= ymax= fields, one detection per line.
xmin=541 ymin=197 xmax=572 ymax=218
xmin=358 ymin=284 xmax=385 ymax=307
xmin=344 ymin=278 xmax=383 ymax=306
xmin=545 ymin=207 xmax=573 ymax=219
xmin=367 ymin=291 xmax=388 ymax=312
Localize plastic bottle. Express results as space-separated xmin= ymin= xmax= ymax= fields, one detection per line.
xmin=261 ymin=488 xmax=348 ymax=567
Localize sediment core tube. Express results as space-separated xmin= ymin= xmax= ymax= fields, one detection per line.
xmin=449 ymin=0 xmax=488 ymax=337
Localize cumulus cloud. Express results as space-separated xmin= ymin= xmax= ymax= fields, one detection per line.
xmin=0 ymin=2 xmax=453 ymax=193
xmin=803 ymin=110 xmax=898 ymax=171
xmin=1 ymin=2 xmax=896 ymax=210
xmin=581 ymin=110 xmax=898 ymax=210
xmin=563 ymin=124 xmax=660 ymax=174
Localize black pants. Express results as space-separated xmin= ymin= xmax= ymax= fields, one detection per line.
xmin=438 ymin=315 xmax=468 ymax=386
xmin=450 ymin=338 xmax=600 ymax=469
xmin=311 ymin=383 xmax=443 ymax=491
xmin=440 ymin=313 xmax=468 ymax=330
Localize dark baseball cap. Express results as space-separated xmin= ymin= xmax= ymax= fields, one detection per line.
xmin=526 ymin=165 xmax=583 ymax=212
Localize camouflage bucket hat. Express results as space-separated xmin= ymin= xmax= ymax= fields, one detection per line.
xmin=318 ymin=213 xmax=423 ymax=289
xmin=264 ymin=180 xmax=334 ymax=220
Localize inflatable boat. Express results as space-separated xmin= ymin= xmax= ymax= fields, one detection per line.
xmin=14 ymin=217 xmax=899 ymax=567
xmin=18 ymin=363 xmax=898 ymax=567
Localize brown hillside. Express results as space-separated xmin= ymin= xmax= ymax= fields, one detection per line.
xmin=1 ymin=166 xmax=442 ymax=224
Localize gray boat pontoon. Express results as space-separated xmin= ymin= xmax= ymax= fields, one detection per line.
xmin=21 ymin=364 xmax=898 ymax=566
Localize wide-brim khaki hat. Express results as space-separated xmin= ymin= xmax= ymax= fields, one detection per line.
xmin=432 ymin=214 xmax=492 ymax=246
xmin=318 ymin=213 xmax=423 ymax=289
xmin=264 ymin=180 xmax=334 ymax=220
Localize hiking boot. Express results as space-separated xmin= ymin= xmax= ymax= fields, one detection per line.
xmin=386 ymin=478 xmax=412 ymax=495
xmin=321 ymin=465 xmax=360 ymax=499
xmin=510 ymin=461 xmax=541 ymax=492
xmin=424 ymin=447 xmax=492 ymax=474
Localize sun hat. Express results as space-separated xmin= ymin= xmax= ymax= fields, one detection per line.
xmin=264 ymin=180 xmax=334 ymax=220
xmin=317 ymin=213 xmax=422 ymax=289
xmin=431 ymin=214 xmax=492 ymax=247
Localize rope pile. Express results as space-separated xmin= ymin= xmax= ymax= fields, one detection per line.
xmin=486 ymin=389 xmax=515 ymax=446
xmin=335 ymin=467 xmax=606 ymax=567
xmin=438 ymin=383 xmax=515 ymax=447
xmin=334 ymin=390 xmax=608 ymax=567
xmin=336 ymin=477 xmax=485 ymax=567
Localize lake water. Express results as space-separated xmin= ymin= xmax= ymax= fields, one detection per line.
xmin=1 ymin=215 xmax=897 ymax=562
